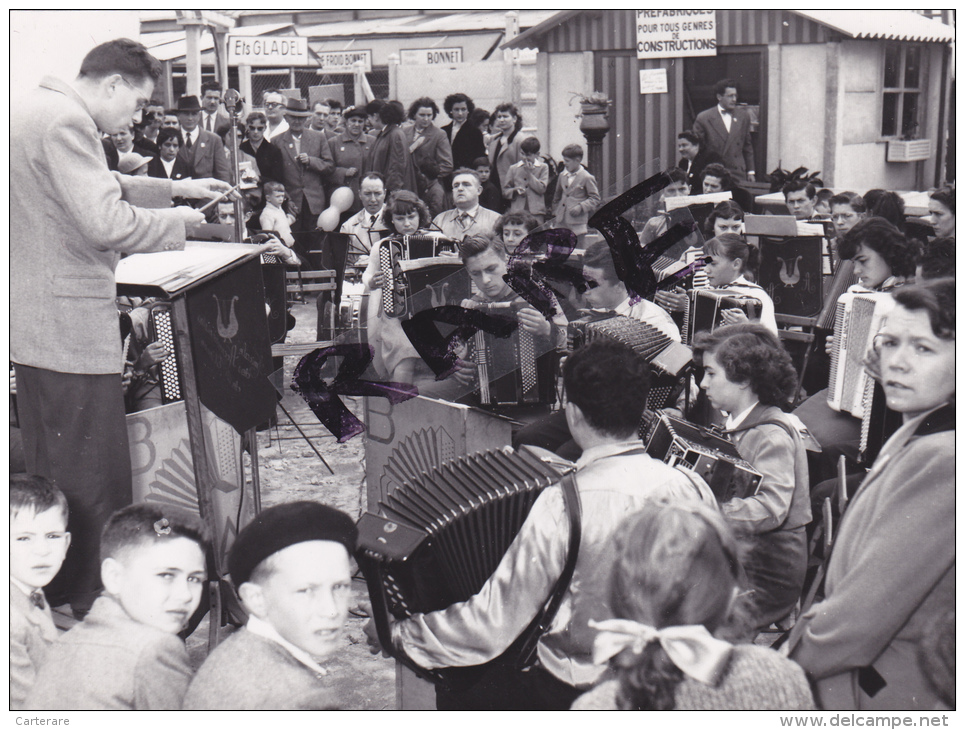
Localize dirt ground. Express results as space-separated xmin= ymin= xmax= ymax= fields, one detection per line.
xmin=184 ymin=298 xmax=398 ymax=710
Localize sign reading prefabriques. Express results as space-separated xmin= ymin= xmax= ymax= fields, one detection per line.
xmin=228 ymin=36 xmax=308 ymax=66
xmin=636 ymin=10 xmax=717 ymax=59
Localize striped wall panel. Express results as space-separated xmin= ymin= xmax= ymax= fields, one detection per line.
xmin=596 ymin=53 xmax=684 ymax=195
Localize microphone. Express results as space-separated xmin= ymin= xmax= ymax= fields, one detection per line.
xmin=224 ymin=89 xmax=242 ymax=117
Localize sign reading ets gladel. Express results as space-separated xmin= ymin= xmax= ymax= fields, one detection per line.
xmin=228 ymin=36 xmax=308 ymax=66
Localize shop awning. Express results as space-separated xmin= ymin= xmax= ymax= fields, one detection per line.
xmin=789 ymin=10 xmax=954 ymax=43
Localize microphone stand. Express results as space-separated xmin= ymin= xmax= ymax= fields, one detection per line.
xmin=223 ymin=89 xmax=245 ymax=244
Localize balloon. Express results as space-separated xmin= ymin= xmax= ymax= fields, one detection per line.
xmin=317 ymin=207 xmax=341 ymax=232
xmin=329 ymin=186 xmax=355 ymax=213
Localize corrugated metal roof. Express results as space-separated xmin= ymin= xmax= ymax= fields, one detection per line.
xmin=297 ymin=10 xmax=558 ymax=39
xmin=146 ymin=22 xmax=294 ymax=62
xmin=506 ymin=9 xmax=954 ymax=49
xmin=502 ymin=10 xmax=577 ymax=49
xmin=789 ymin=10 xmax=954 ymax=43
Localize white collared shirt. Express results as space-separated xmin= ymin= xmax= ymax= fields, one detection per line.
xmin=456 ymin=204 xmax=480 ymax=220
xmin=160 ymin=157 xmax=175 ymax=178
xmin=265 ymin=118 xmax=289 ymax=142
xmin=724 ymin=400 xmax=760 ymax=430
xmin=246 ymin=614 xmax=330 ymax=677
xmin=717 ymin=105 xmax=733 ymax=133
xmin=359 ymin=206 xmax=384 ymax=230
xmin=10 ymin=575 xmax=35 ymax=599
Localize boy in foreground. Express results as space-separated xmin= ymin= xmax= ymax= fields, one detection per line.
xmin=26 ymin=504 xmax=207 ymax=710
xmin=10 ymin=475 xmax=71 ymax=710
xmin=184 ymin=501 xmax=358 ymax=710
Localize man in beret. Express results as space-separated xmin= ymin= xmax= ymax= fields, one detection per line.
xmin=183 ymin=501 xmax=357 ymax=710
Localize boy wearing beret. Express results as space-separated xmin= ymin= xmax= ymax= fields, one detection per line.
xmin=183 ymin=501 xmax=357 ymax=710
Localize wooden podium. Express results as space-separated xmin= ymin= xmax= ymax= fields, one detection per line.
xmin=116 ymin=241 xmax=277 ymax=646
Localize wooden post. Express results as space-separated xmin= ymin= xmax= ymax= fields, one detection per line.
xmin=183 ymin=22 xmax=203 ymax=98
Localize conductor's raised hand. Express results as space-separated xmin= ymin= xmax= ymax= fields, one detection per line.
xmin=172 ymin=177 xmax=239 ymax=202
xmin=171 ymin=206 xmax=206 ymax=233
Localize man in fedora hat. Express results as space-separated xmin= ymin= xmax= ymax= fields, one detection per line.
xmin=175 ymin=94 xmax=230 ymax=185
xmin=276 ymin=97 xmax=334 ymax=249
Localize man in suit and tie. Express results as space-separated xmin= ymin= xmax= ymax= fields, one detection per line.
xmin=276 ymin=97 xmax=335 ymax=255
xmin=692 ymin=79 xmax=756 ymax=182
xmin=677 ymin=130 xmax=723 ymax=195
xmin=432 ymin=169 xmax=501 ymax=240
xmin=200 ymin=80 xmax=230 ymax=135
xmin=175 ymin=94 xmax=231 ymax=182
xmin=340 ymin=172 xmax=389 ymax=259
xmin=441 ymin=93 xmax=487 ymax=173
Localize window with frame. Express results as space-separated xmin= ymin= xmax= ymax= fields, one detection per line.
xmin=881 ymin=43 xmax=923 ymax=139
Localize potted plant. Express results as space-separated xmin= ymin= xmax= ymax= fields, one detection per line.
xmin=573 ymin=90 xmax=611 ymax=116
xmin=767 ymin=165 xmax=824 ymax=194
xmin=572 ymin=91 xmax=612 ymax=142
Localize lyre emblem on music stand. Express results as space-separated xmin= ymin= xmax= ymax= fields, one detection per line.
xmin=777 ymin=255 xmax=803 ymax=286
xmin=213 ymin=295 xmax=239 ymax=339
xmin=427 ymin=282 xmax=451 ymax=308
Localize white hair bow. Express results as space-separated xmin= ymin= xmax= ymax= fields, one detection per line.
xmin=589 ymin=618 xmax=733 ymax=686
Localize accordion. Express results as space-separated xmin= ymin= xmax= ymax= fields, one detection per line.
xmin=568 ymin=311 xmax=692 ymax=411
xmin=378 ymin=234 xmax=459 ymax=317
xmin=827 ymin=290 xmax=894 ymax=419
xmin=682 ymin=289 xmax=761 ymax=345
xmin=466 ymin=301 xmax=558 ymax=407
xmin=357 ymin=446 xmax=570 ymax=685
xmin=147 ymin=303 xmax=183 ymax=404
xmin=644 ymin=413 xmax=762 ymax=502
xmin=652 ymin=254 xmax=700 ymax=291
xmin=379 ymin=234 xmax=461 ymax=318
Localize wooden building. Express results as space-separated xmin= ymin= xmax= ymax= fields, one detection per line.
xmin=504 ymin=10 xmax=954 ymax=196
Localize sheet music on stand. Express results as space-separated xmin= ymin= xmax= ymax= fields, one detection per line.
xmin=116 ymin=240 xmax=267 ymax=297
xmin=663 ymin=191 xmax=733 ymax=211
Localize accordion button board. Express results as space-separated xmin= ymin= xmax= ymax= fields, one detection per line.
xmin=644 ymin=412 xmax=762 ymax=503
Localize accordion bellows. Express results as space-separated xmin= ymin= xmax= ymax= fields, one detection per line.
xmin=358 ymin=446 xmax=565 ymax=612
xmin=356 ymin=446 xmax=568 ymax=684
xmin=568 ymin=312 xmax=692 ymax=411
xmin=683 ymin=289 xmax=761 ymax=345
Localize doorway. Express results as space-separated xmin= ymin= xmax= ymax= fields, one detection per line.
xmin=684 ymin=49 xmax=767 ymax=179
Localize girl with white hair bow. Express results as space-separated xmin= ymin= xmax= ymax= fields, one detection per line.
xmin=572 ymin=501 xmax=815 ymax=710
